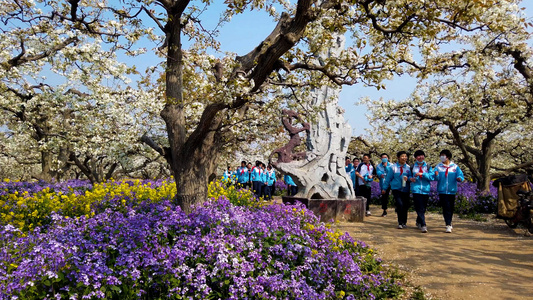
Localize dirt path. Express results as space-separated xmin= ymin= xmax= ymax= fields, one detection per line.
xmin=336 ymin=205 xmax=533 ymax=300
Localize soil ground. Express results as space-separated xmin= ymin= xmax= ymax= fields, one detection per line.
xmin=336 ymin=205 xmax=533 ymax=300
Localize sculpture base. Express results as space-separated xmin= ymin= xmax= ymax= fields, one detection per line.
xmin=281 ymin=196 xmax=366 ymax=222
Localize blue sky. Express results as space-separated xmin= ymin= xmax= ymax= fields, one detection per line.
xmin=192 ymin=1 xmax=533 ymax=136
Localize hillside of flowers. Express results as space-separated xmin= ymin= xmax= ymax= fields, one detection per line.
xmin=1 ymin=179 xmax=403 ymax=299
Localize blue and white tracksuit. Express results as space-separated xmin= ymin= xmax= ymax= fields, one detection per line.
xmin=410 ymin=162 xmax=433 ymax=195
xmin=383 ymin=163 xmax=411 ymax=226
xmin=433 ymin=162 xmax=464 ymax=195
xmin=345 ymin=164 xmax=354 ymax=174
xmin=376 ymin=162 xmax=391 ymax=190
xmin=376 ymin=162 xmax=391 ymax=211
xmin=433 ymin=162 xmax=464 ymax=226
xmin=284 ymin=175 xmax=298 ymax=196
xmin=236 ymin=167 xmax=248 ymax=184
xmin=264 ymin=170 xmax=276 ymax=200
xmin=410 ymin=161 xmax=432 ymax=227
xmin=356 ymin=163 xmax=375 ymax=211
xmin=383 ymin=163 xmax=411 ymax=193
xmin=251 ymin=167 xmax=263 ymax=197
xmin=222 ymin=170 xmax=235 ymax=182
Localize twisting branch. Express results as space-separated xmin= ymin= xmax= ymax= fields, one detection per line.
xmin=6 ymin=37 xmax=78 ymax=69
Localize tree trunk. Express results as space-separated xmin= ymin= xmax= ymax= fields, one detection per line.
xmin=170 ymin=131 xmax=220 ymax=214
xmin=476 ymin=136 xmax=495 ymax=192
xmin=33 ymin=150 xmax=54 ymax=182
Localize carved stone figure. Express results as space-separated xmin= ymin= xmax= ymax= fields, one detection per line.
xmin=271 ymin=34 xmax=355 ymax=200
xmin=270 ymin=109 xmax=310 ymax=164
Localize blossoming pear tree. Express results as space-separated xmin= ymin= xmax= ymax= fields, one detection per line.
xmin=0 ymin=1 xmax=165 ymax=182
xmin=363 ymin=24 xmax=533 ymax=191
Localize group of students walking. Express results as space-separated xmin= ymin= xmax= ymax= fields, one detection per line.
xmin=346 ymin=149 xmax=464 ymax=233
xmin=222 ymin=161 xmax=298 ymax=200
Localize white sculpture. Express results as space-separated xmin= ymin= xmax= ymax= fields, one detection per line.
xmin=271 ymin=33 xmax=355 ymax=199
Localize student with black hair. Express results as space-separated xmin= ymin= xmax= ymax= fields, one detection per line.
xmin=251 ymin=161 xmax=263 ymax=197
xmin=355 ymin=154 xmax=376 ymax=216
xmin=409 ymin=150 xmax=432 ymax=233
xmin=236 ymin=161 xmax=249 ymax=188
xmin=376 ymin=153 xmax=391 ymax=217
xmin=382 ymin=151 xmax=412 ymax=229
xmin=433 ymin=149 xmax=464 ymax=233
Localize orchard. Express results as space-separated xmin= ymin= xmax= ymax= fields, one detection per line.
xmin=1 ymin=0 xmax=533 ymax=299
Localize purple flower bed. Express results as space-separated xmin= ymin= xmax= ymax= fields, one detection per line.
xmin=0 ymin=180 xmax=93 ymax=197
xmin=1 ymin=198 xmax=402 ymax=300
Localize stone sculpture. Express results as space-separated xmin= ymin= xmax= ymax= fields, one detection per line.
xmin=271 ymin=33 xmax=355 ymax=200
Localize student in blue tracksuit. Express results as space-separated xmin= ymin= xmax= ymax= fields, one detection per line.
xmin=284 ymin=174 xmax=298 ymax=196
xmin=265 ymin=164 xmax=276 ymax=200
xmin=355 ymin=154 xmax=376 ymax=216
xmin=222 ymin=166 xmax=236 ymax=185
xmin=409 ymin=150 xmax=433 ymax=233
xmin=433 ymin=149 xmax=464 ymax=233
xmin=251 ymin=161 xmax=263 ymax=197
xmin=382 ymin=151 xmax=412 ymax=229
xmin=236 ymin=161 xmax=249 ymax=188
xmin=259 ymin=163 xmax=268 ymax=198
xmin=352 ymin=157 xmax=360 ymax=194
xmin=345 ymin=157 xmax=354 ymax=174
xmin=246 ymin=162 xmax=253 ymax=189
xmin=376 ymin=153 xmax=391 ymax=217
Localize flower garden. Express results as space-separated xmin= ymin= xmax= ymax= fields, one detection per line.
xmin=1 ymin=179 xmax=403 ymax=299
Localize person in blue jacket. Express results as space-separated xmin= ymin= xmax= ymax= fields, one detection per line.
xmin=382 ymin=151 xmax=412 ymax=229
xmin=259 ymin=163 xmax=268 ymax=198
xmin=251 ymin=161 xmax=263 ymax=197
xmin=355 ymin=154 xmax=376 ymax=216
xmin=264 ymin=164 xmax=276 ymax=200
xmin=345 ymin=157 xmax=354 ymax=174
xmin=409 ymin=150 xmax=432 ymax=233
xmin=284 ymin=174 xmax=298 ymax=196
xmin=222 ymin=166 xmax=236 ymax=185
xmin=236 ymin=161 xmax=248 ymax=188
xmin=433 ymin=149 xmax=464 ymax=233
xmin=376 ymin=153 xmax=391 ymax=217
xmin=352 ymin=157 xmax=361 ymax=195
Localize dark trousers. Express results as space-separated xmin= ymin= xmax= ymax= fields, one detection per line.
xmin=252 ymin=181 xmax=263 ymax=197
xmin=289 ymin=185 xmax=298 ymax=196
xmin=380 ymin=188 xmax=391 ymax=210
xmin=264 ymin=185 xmax=273 ymax=200
xmin=392 ymin=190 xmax=410 ymax=225
xmin=413 ymin=193 xmax=429 ymax=227
xmin=357 ymin=185 xmax=372 ymax=211
xmin=439 ymin=194 xmax=456 ymax=226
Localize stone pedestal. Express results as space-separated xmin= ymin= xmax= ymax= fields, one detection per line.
xmin=281 ymin=196 xmax=366 ymax=222
xmin=308 ymin=199 xmax=338 ymax=222
xmin=336 ymin=197 xmax=367 ymax=222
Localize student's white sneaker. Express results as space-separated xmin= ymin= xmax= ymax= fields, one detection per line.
xmin=445 ymin=225 xmax=453 ymax=233
xmin=421 ymin=226 xmax=428 ymax=233
xmin=366 ymin=210 xmax=372 ymax=216
xmin=397 ymin=224 xmax=403 ymax=229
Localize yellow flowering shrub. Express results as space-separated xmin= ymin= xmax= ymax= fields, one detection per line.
xmin=207 ymin=180 xmax=264 ymax=208
xmin=0 ymin=179 xmax=176 ymax=233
